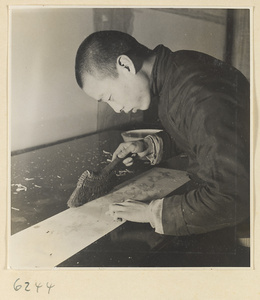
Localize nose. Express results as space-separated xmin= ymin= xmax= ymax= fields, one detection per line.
xmin=107 ymin=101 xmax=123 ymax=113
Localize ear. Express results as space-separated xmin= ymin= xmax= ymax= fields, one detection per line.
xmin=116 ymin=55 xmax=136 ymax=75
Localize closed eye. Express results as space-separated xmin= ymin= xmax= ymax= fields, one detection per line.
xmin=98 ymin=95 xmax=112 ymax=103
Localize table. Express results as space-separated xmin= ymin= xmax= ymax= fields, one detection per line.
xmin=11 ymin=130 xmax=250 ymax=268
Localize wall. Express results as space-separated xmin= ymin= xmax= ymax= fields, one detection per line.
xmin=232 ymin=9 xmax=250 ymax=80
xmin=11 ymin=8 xmax=98 ymax=152
xmin=132 ymin=9 xmax=226 ymax=61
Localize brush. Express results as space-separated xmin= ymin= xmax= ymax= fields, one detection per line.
xmin=67 ymin=154 xmax=133 ymax=208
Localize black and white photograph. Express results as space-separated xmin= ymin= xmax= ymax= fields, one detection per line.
xmin=9 ymin=6 xmax=251 ymax=270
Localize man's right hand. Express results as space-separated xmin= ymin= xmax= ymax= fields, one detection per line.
xmin=112 ymin=139 xmax=151 ymax=166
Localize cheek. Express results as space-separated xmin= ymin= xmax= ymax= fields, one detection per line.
xmin=119 ymin=80 xmax=144 ymax=105
xmin=136 ymin=86 xmax=146 ymax=103
xmin=121 ymin=85 xmax=135 ymax=102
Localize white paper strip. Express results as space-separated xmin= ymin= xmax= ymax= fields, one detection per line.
xmin=9 ymin=168 xmax=189 ymax=269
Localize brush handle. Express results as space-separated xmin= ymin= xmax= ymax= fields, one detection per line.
xmin=102 ymin=153 xmax=132 ymax=174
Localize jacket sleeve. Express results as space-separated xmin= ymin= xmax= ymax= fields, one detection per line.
xmin=157 ymin=130 xmax=185 ymax=158
xmin=161 ymin=92 xmax=250 ymax=236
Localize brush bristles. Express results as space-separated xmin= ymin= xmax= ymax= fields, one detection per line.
xmin=67 ymin=169 xmax=116 ymax=208
xmin=67 ymin=186 xmax=82 ymax=207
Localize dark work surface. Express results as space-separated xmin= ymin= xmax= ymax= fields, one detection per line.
xmin=11 ymin=130 xmax=250 ymax=268
xmin=11 ymin=130 xmax=150 ymax=235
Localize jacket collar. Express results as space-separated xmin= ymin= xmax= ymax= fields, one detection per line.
xmin=150 ymin=44 xmax=176 ymax=97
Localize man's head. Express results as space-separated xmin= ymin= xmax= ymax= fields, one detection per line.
xmin=75 ymin=31 xmax=155 ymax=113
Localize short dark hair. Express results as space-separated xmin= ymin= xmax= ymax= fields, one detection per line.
xmin=75 ymin=30 xmax=152 ymax=88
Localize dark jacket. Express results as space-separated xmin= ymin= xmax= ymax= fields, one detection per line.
xmin=150 ymin=45 xmax=250 ymax=236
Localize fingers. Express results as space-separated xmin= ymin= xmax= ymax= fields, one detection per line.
xmin=108 ymin=202 xmax=128 ymax=214
xmin=112 ymin=142 xmax=132 ymax=161
xmin=107 ymin=202 xmax=127 ymax=222
xmin=116 ymin=199 xmax=139 ymax=206
xmin=123 ymin=157 xmax=133 ymax=166
xmin=109 ymin=207 xmax=131 ymax=222
xmin=113 ymin=212 xmax=127 ymax=222
xmin=107 ymin=200 xmax=149 ymax=223
xmin=109 ymin=200 xmax=145 ymax=214
xmin=112 ymin=141 xmax=146 ymax=161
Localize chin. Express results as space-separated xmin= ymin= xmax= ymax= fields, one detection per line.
xmin=143 ymin=98 xmax=151 ymax=110
xmin=142 ymin=102 xmax=150 ymax=111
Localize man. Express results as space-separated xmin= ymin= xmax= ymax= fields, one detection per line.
xmin=75 ymin=30 xmax=250 ymax=236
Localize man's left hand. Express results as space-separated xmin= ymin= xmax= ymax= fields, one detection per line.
xmin=108 ymin=200 xmax=150 ymax=223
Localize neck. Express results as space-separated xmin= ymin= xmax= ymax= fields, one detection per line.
xmin=140 ymin=54 xmax=157 ymax=84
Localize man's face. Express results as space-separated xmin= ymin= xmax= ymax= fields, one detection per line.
xmin=82 ymin=63 xmax=151 ymax=114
